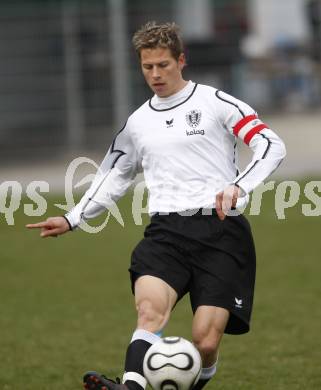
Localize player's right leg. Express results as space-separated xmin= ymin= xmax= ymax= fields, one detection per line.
xmin=84 ymin=212 xmax=190 ymax=390
xmin=83 ymin=275 xmax=177 ymax=390
xmin=123 ymin=275 xmax=178 ymax=390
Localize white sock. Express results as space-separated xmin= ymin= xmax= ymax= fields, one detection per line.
xmin=130 ymin=328 xmax=161 ymax=344
xmin=122 ymin=329 xmax=161 ymax=387
xmin=199 ymin=360 xmax=218 ymax=380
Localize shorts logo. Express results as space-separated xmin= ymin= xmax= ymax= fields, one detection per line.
xmin=186 ymin=109 xmax=202 ymax=128
xmin=235 ymin=297 xmax=243 ymax=308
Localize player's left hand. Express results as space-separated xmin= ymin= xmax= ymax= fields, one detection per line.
xmin=215 ymin=185 xmax=242 ymax=221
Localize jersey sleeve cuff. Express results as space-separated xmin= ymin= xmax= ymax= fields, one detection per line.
xmin=232 ymin=182 xmax=247 ymax=197
xmin=63 ymin=211 xmax=81 ymax=230
xmin=62 ymin=215 xmax=73 ymax=231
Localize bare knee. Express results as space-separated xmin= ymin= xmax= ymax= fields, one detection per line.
xmin=134 ymin=276 xmax=177 ymax=333
xmin=192 ymin=321 xmax=225 ymax=365
xmin=192 ymin=306 xmax=229 ymax=365
xmin=193 ymin=329 xmax=221 ymax=359
xmin=136 ymin=298 xmax=168 ymax=332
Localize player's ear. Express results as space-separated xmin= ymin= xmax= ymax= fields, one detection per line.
xmin=178 ymin=53 xmax=186 ymax=70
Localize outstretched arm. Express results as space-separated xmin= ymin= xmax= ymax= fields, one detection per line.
xmin=65 ymin=120 xmax=140 ymax=229
xmin=26 ymin=120 xmax=140 ymax=235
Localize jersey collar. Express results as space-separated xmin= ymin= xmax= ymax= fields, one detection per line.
xmin=149 ymin=81 xmax=198 ymax=112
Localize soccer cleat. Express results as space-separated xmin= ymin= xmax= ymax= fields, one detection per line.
xmin=83 ymin=371 xmax=128 ymax=390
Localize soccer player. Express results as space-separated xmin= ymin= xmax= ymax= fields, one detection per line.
xmin=27 ymin=22 xmax=286 ymax=390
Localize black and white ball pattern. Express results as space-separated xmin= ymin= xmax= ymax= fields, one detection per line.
xmin=143 ymin=337 xmax=202 ymax=390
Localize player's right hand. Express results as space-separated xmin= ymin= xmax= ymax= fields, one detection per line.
xmin=26 ymin=216 xmax=71 ymax=238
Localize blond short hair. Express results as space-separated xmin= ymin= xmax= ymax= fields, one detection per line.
xmin=132 ymin=21 xmax=184 ymax=61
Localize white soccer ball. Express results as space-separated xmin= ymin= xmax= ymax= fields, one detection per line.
xmin=143 ymin=336 xmax=202 ymax=390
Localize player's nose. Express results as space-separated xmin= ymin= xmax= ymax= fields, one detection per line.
xmin=151 ymin=66 xmax=160 ymax=79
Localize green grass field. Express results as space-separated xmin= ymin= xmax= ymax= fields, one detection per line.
xmin=1 ymin=184 xmax=320 ymax=389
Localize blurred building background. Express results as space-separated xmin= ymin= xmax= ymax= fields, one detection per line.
xmin=1 ymin=0 xmax=320 ymax=180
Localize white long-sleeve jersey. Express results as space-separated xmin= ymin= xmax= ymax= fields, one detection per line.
xmin=65 ymin=81 xmax=286 ymax=229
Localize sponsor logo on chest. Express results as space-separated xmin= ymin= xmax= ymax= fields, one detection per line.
xmin=185 ymin=109 xmax=205 ymax=136
xmin=164 ymin=109 xmax=206 ymax=136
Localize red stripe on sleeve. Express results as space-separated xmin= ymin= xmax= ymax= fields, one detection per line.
xmin=244 ymin=124 xmax=268 ymax=145
xmin=233 ymin=114 xmax=258 ymax=136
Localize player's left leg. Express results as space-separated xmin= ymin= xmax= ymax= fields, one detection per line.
xmin=188 ymin=212 xmax=256 ymax=389
xmin=191 ymin=305 xmax=229 ymax=390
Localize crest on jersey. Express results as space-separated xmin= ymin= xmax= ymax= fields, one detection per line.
xmin=186 ymin=109 xmax=202 ymax=128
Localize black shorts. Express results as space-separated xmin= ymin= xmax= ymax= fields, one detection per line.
xmin=129 ymin=209 xmax=256 ymax=335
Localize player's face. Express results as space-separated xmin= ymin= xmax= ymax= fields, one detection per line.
xmin=140 ymin=47 xmax=186 ymax=97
